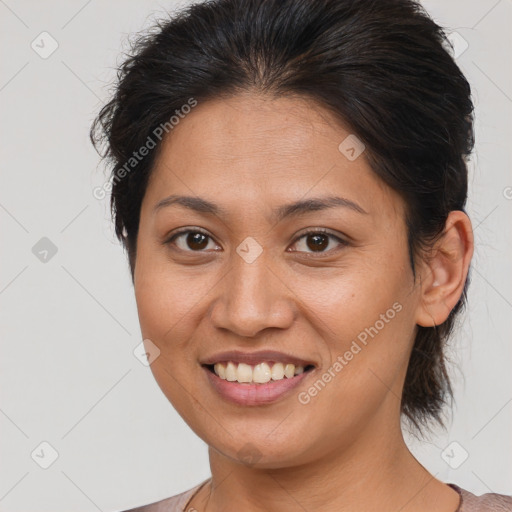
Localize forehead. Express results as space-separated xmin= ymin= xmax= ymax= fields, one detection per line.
xmin=159 ymin=92 xmax=350 ymax=164
xmin=144 ymin=92 xmax=403 ymax=220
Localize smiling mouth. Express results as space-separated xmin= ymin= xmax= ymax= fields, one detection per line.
xmin=203 ymin=361 xmax=316 ymax=384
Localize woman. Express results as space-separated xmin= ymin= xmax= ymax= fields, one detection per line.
xmin=91 ymin=0 xmax=512 ymax=510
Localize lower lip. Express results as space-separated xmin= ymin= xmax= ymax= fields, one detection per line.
xmin=203 ymin=366 xmax=313 ymax=406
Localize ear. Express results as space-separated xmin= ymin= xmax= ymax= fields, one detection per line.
xmin=415 ymin=211 xmax=474 ymax=327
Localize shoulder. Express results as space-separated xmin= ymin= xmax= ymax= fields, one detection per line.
xmin=449 ymin=483 xmax=512 ymax=511
xmin=121 ymin=479 xmax=210 ymax=512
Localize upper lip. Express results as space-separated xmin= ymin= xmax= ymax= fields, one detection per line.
xmin=200 ymin=350 xmax=317 ymax=368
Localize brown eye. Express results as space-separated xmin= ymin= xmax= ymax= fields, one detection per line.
xmin=166 ymin=229 xmax=219 ymax=252
xmin=290 ymin=229 xmax=347 ymax=255
xmin=305 ymin=233 xmax=329 ymax=252
xmin=185 ymin=232 xmax=209 ymax=250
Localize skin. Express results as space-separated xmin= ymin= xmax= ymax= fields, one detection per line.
xmin=133 ymin=91 xmax=473 ymax=512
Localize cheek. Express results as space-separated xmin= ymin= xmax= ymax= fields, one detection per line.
xmin=293 ymin=253 xmax=415 ymax=412
xmin=291 ymin=253 xmax=410 ymax=342
xmin=134 ymin=277 xmax=205 ymax=371
xmin=294 ymin=306 xmax=414 ymax=451
xmin=134 ymin=238 xmax=210 ymax=342
xmin=133 ymin=264 xmax=209 ymax=428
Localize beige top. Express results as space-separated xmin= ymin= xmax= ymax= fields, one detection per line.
xmin=124 ymin=479 xmax=512 ymax=511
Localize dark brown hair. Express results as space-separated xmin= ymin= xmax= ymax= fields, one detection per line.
xmin=91 ymin=0 xmax=474 ymax=434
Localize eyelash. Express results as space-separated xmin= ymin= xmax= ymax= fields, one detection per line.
xmin=164 ymin=227 xmax=348 ymax=256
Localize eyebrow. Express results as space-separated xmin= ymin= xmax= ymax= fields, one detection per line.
xmin=153 ymin=194 xmax=368 ymax=221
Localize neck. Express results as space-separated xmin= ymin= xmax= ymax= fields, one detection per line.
xmin=187 ymin=349 xmax=461 ymax=512
xmin=193 ymin=417 xmax=460 ymax=512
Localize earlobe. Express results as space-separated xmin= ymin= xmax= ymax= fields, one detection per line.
xmin=415 ymin=211 xmax=474 ymax=328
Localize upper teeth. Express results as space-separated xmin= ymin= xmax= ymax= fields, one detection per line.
xmin=213 ymin=362 xmax=305 ymax=384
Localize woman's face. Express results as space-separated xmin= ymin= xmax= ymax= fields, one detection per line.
xmin=134 ymin=92 xmax=423 ymax=468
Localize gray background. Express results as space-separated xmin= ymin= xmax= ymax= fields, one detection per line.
xmin=0 ymin=0 xmax=511 ymax=511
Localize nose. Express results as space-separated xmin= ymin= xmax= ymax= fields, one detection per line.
xmin=209 ymin=251 xmax=296 ymax=338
